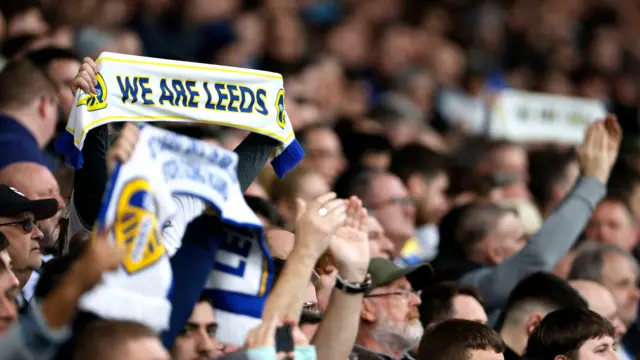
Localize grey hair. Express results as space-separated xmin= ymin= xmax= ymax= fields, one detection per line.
xmin=568 ymin=242 xmax=639 ymax=282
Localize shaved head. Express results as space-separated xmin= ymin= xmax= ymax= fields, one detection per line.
xmin=0 ymin=162 xmax=65 ymax=249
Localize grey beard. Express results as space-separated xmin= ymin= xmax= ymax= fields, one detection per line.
xmin=371 ymin=308 xmax=424 ymax=354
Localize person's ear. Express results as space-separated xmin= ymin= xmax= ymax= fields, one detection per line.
xmin=525 ymin=312 xmax=545 ymax=336
xmin=406 ymin=174 xmax=425 ymax=198
xmin=37 ymin=96 xmax=49 ymax=119
xmin=361 ymin=299 xmax=377 ymax=323
xmin=485 ymin=239 xmax=503 ymax=265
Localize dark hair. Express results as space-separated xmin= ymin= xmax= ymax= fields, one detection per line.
xmin=72 ymin=320 xmax=160 ymax=360
xmin=244 ymin=195 xmax=285 ymax=228
xmin=418 ymin=282 xmax=484 ymax=327
xmin=503 ymin=272 xmax=587 ymax=327
xmin=343 ymin=133 xmax=393 ymax=167
xmin=1 ymin=35 xmax=37 ymax=58
xmin=418 ymin=319 xmax=505 ymax=360
xmin=437 ymin=203 xmax=507 ymax=258
xmin=596 ymin=195 xmax=636 ymax=223
xmin=23 ymin=46 xmax=80 ymax=69
xmin=528 ymin=148 xmax=576 ymax=210
xmin=608 ymin=158 xmax=640 ymax=201
xmin=446 ymin=165 xmax=498 ymax=199
xmin=333 ymin=166 xmax=382 ymax=205
xmin=0 ymin=231 xmax=8 ymax=252
xmin=0 ymin=0 xmax=43 ymax=23
xmin=525 ymin=307 xmax=616 ymax=360
xmin=390 ymin=143 xmax=448 ymax=184
xmin=0 ymin=59 xmax=58 ymax=109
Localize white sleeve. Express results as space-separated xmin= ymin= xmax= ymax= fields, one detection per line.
xmin=162 ymin=194 xmax=206 ymax=257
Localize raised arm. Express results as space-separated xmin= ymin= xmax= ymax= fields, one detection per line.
xmin=460 ymin=115 xmax=622 ymax=313
xmin=0 ymin=228 xmax=124 ymax=360
xmin=312 ymin=197 xmax=369 ymax=360
xmin=261 ymin=193 xmax=347 ymax=323
xmin=234 ymin=133 xmax=280 ymax=192
xmin=67 ymin=58 xmax=108 ymax=234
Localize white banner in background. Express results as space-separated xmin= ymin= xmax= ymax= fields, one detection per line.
xmin=489 ymin=89 xmax=607 ymax=144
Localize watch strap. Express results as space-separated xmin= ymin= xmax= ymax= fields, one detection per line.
xmin=335 ymin=273 xmax=372 ymax=294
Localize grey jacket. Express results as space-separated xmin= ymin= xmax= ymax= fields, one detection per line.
xmin=0 ymin=300 xmax=71 ymax=360
xmin=458 ymin=176 xmax=606 ymax=323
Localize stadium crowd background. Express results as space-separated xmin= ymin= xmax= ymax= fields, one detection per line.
xmin=0 ymin=0 xmax=640 ymax=359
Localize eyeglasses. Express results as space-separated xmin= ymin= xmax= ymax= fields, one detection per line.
xmin=0 ymin=218 xmax=36 ymax=233
xmin=364 ymin=289 xmax=422 ymax=301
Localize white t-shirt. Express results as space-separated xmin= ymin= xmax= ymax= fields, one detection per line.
xmin=22 ymin=254 xmax=55 ymax=302
xmin=66 ymin=192 xmax=205 ymax=257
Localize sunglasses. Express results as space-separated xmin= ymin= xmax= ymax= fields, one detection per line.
xmin=0 ymin=218 xmax=36 ymax=233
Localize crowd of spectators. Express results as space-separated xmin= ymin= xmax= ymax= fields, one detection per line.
xmin=0 ymin=0 xmax=640 ymax=359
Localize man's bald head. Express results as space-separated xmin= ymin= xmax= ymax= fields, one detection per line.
xmin=0 ymin=162 xmax=64 ymax=250
xmin=570 ymin=280 xmax=626 ymax=338
xmin=0 ymin=162 xmax=62 ymax=202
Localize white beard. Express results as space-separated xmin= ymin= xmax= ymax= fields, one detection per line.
xmin=371 ymin=308 xmax=424 ymax=354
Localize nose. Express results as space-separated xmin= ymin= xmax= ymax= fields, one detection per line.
xmin=55 ymin=194 xmax=65 ymax=209
xmin=8 ymin=271 xmax=18 ymax=289
xmin=404 ymin=202 xmax=416 ymax=219
xmin=381 ymin=236 xmax=395 ymax=256
xmin=196 ymin=330 xmax=214 ymax=352
xmin=32 ymin=225 xmax=44 ymax=240
xmin=613 ymin=318 xmax=627 ymax=338
xmin=410 ymin=291 xmax=422 ymax=306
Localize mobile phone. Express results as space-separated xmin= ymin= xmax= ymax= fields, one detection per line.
xmin=275 ymin=324 xmax=294 ymax=353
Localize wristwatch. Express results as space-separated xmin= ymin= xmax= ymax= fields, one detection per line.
xmin=335 ymin=273 xmax=372 ymax=294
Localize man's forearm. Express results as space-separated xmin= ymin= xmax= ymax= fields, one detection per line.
xmin=461 ymin=176 xmax=606 ymax=311
xmin=262 ymin=247 xmax=317 ymax=322
xmin=311 ymin=288 xmax=363 ymax=360
xmin=234 ymin=133 xmax=279 ymax=192
xmin=40 ymin=275 xmax=84 ymax=328
xmin=73 ymin=125 xmax=109 ymax=226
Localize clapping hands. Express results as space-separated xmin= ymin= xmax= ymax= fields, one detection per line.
xmin=293 ymin=193 xmax=370 ymax=281
xmin=294 ymin=193 xmax=348 ymax=259
xmin=331 ymin=196 xmax=369 ymax=282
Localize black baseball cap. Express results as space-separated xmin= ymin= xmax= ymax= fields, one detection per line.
xmin=368 ymin=257 xmax=434 ymax=292
xmin=0 ymin=185 xmax=58 ymax=221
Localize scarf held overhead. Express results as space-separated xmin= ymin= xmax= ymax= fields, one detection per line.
xmin=81 ymin=125 xmax=272 ymax=340
xmin=56 ymin=52 xmax=303 ymax=178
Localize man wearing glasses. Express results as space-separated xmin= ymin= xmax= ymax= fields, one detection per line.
xmin=351 ymin=258 xmax=432 ymax=360
xmin=0 ymin=185 xmax=58 ymax=289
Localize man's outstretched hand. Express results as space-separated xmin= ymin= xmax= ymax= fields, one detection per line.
xmin=577 ymin=113 xmax=622 ymax=184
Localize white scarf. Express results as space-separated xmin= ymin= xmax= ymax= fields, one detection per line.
xmin=56 ymin=52 xmax=303 ymax=178
xmin=80 ymin=125 xmax=268 ymax=335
